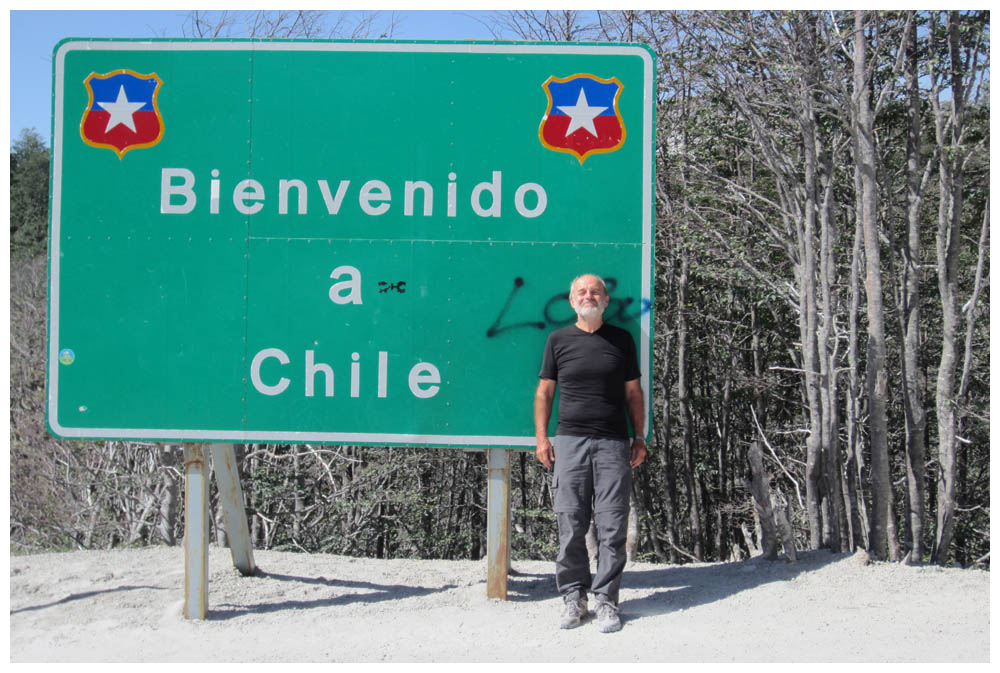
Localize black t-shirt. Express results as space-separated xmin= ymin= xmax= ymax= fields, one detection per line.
xmin=538 ymin=323 xmax=641 ymax=439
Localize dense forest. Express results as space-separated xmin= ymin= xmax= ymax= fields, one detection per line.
xmin=10 ymin=10 xmax=990 ymax=567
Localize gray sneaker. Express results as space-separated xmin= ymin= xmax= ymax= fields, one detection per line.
xmin=559 ymin=595 xmax=589 ymax=629
xmin=595 ymin=601 xmax=622 ymax=633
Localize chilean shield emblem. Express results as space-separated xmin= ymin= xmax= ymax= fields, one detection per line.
xmin=539 ymin=74 xmax=625 ymax=164
xmin=80 ymin=70 xmax=164 ymax=159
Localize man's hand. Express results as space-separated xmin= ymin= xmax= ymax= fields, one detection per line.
xmin=534 ymin=378 xmax=557 ymax=469
xmin=624 ymin=379 xmax=647 ymax=468
xmin=536 ymin=437 xmax=555 ymax=470
xmin=630 ymin=437 xmax=647 ymax=468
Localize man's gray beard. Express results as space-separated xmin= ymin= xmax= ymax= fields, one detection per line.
xmin=576 ymin=304 xmax=604 ymax=320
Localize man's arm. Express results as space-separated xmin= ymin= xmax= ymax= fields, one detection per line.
xmin=534 ymin=378 xmax=557 ymax=469
xmin=624 ymin=378 xmax=647 ymax=468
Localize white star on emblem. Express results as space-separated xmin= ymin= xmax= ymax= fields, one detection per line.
xmin=556 ymin=88 xmax=608 ymax=138
xmin=96 ymin=86 xmax=145 ymax=133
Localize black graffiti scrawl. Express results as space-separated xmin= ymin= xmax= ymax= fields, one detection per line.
xmin=486 ymin=276 xmax=650 ymax=338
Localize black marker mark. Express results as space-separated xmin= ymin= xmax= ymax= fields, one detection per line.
xmin=486 ymin=276 xmax=651 ymax=339
xmin=485 ymin=277 xmax=547 ymax=338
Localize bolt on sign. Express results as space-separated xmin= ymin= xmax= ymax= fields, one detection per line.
xmin=47 ymin=39 xmax=656 ymax=447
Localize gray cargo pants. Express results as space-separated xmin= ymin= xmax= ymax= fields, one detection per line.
xmin=552 ymin=435 xmax=632 ymax=605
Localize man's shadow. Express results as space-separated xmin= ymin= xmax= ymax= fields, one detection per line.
xmin=620 ymin=550 xmax=843 ymax=620
xmin=505 ymin=549 xmax=845 ymax=621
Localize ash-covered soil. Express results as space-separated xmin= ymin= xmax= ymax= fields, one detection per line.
xmin=9 ymin=546 xmax=990 ymax=662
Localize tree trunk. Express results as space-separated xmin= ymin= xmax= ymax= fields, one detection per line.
xmin=657 ymin=371 xmax=680 ymax=564
xmin=716 ymin=353 xmax=733 ymax=560
xmin=626 ymin=493 xmax=639 ymax=563
xmin=931 ymin=12 xmax=966 ymax=565
xmin=656 ymin=305 xmax=679 ymax=564
xmin=636 ymin=467 xmax=667 ymax=561
xmin=845 ymin=164 xmax=869 ymax=553
xmin=157 ymin=445 xmax=180 ymax=545
xmin=677 ymin=248 xmax=704 ymax=560
xmin=292 ymin=445 xmax=303 ymax=542
xmin=900 ymin=13 xmax=927 ymax=561
xmin=518 ymin=451 xmax=528 ymax=541
xmin=249 ymin=445 xmax=261 ymax=546
xmin=798 ymin=82 xmax=825 ymax=552
xmin=469 ymin=454 xmax=483 ymax=559
xmin=854 ymin=11 xmax=894 ymax=561
xmin=747 ymin=441 xmax=780 ymax=560
xmin=817 ymin=125 xmax=845 ymax=553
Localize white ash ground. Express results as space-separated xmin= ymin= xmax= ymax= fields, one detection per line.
xmin=9 ymin=546 xmax=989 ymax=662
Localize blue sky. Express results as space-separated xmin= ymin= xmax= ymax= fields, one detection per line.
xmin=9 ymin=9 xmax=507 ymax=146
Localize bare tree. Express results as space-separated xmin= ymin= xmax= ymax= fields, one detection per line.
xmin=691 ymin=10 xmax=850 ymax=552
xmin=851 ymin=10 xmax=894 ymax=561
xmin=927 ymin=10 xmax=990 ymax=565
xmin=482 ymin=10 xmax=601 ymax=41
xmin=183 ymin=10 xmax=396 ymax=40
xmin=897 ymin=11 xmax=932 ymax=562
xmin=597 ymin=10 xmax=643 ymax=42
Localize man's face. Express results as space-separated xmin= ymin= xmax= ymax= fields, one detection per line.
xmin=570 ymin=276 xmax=609 ymax=319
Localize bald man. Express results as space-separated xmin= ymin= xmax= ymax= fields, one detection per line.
xmin=535 ymin=273 xmax=646 ymax=633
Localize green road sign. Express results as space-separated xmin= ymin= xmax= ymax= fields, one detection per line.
xmin=47 ymin=39 xmax=656 ymax=447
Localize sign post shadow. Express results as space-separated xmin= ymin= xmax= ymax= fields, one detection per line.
xmin=182 ymin=442 xmax=511 ymax=617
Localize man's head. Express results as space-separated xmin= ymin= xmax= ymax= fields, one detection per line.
xmin=569 ymin=274 xmax=609 ymax=320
